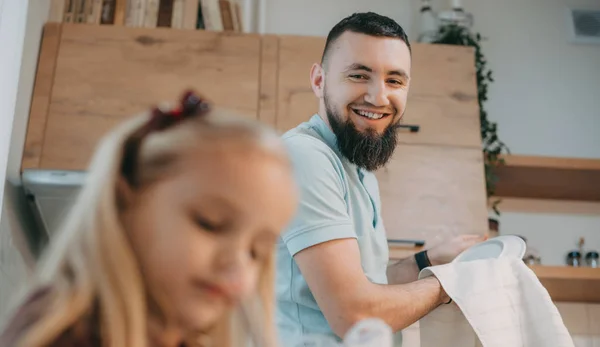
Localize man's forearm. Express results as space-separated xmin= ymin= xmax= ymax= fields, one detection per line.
xmin=386 ymin=255 xmax=420 ymax=284
xmin=346 ymin=276 xmax=446 ymax=334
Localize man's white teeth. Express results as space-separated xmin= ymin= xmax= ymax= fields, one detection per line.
xmin=356 ymin=109 xmax=384 ymax=120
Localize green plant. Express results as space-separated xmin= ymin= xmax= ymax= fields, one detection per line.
xmin=433 ymin=24 xmax=510 ymax=217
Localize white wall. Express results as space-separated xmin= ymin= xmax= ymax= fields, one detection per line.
xmin=263 ymin=0 xmax=415 ymax=37
xmin=261 ymin=0 xmax=600 ymax=266
xmin=458 ymin=0 xmax=600 ymax=160
xmin=0 ymin=0 xmax=30 ymax=322
xmin=0 ymin=0 xmax=29 ymax=212
xmin=0 ymin=0 xmax=50 ymax=322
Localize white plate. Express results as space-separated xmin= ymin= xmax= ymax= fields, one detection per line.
xmin=452 ymin=235 xmax=527 ymax=263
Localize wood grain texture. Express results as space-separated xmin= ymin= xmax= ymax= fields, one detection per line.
xmin=409 ymin=43 xmax=477 ymax=100
xmin=40 ymin=24 xmax=261 ymax=170
xmin=502 ymin=154 xmax=600 ymax=170
xmin=375 ymin=144 xmax=488 ymax=244
xmin=531 ymin=265 xmax=600 ymax=303
xmin=22 ymin=23 xmax=63 ymax=171
xmin=494 ymin=155 xmax=600 ymax=201
xmin=491 ymin=197 xmax=600 ymax=216
xmin=275 ymin=35 xmax=322 ymax=132
xmin=275 ymin=36 xmax=481 ymax=148
xmin=398 ymin=95 xmax=480 ymax=148
xmin=257 ymin=35 xmax=279 ymax=127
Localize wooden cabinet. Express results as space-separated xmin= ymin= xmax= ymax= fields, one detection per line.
xmin=530 ymin=265 xmax=600 ymax=303
xmin=25 ymin=23 xmax=262 ymax=170
xmin=378 ymin=145 xmax=487 ymax=242
xmin=23 ymin=23 xmax=488 ymax=250
xmin=273 ymin=35 xmax=322 ymax=132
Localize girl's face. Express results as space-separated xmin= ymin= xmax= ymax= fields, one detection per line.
xmin=121 ymin=143 xmax=297 ymax=335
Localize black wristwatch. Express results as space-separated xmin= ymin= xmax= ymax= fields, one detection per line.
xmin=415 ymin=251 xmax=453 ymax=305
xmin=415 ymin=250 xmax=432 ymax=271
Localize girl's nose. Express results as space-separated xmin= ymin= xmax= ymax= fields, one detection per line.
xmin=214 ymin=249 xmax=256 ymax=300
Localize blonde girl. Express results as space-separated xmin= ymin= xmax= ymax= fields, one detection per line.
xmin=0 ymin=90 xmax=298 ymax=347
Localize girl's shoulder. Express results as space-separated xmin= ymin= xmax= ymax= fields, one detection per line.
xmin=0 ymin=286 xmax=101 ymax=347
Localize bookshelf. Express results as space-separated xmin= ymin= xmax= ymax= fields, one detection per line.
xmin=49 ymin=0 xmax=243 ymax=32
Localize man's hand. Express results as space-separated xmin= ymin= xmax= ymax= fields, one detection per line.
xmin=427 ymin=234 xmax=488 ymax=266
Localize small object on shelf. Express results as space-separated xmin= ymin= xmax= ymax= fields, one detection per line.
xmin=566 ymin=236 xmax=586 ymax=267
xmin=586 ymin=251 xmax=599 ymax=268
xmin=567 ymin=251 xmax=582 ymax=267
xmin=517 ymin=235 xmax=542 ymax=265
xmin=523 ymin=254 xmax=541 ymax=265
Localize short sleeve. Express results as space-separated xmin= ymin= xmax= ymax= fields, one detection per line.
xmin=282 ymin=135 xmax=356 ymax=256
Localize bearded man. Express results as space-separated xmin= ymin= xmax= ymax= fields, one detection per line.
xmin=275 ymin=12 xmax=485 ymax=345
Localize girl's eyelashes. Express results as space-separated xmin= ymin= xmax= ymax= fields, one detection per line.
xmin=194 ymin=213 xmax=228 ymax=233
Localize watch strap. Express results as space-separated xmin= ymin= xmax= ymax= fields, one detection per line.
xmin=415 ymin=250 xmax=432 ymax=271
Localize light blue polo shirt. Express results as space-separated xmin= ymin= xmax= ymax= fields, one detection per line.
xmin=276 ymin=114 xmax=390 ymax=344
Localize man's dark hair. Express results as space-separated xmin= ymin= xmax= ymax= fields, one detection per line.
xmin=321 ymin=12 xmax=411 ymax=65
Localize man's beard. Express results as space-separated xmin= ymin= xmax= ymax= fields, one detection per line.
xmin=324 ymin=96 xmax=399 ymax=172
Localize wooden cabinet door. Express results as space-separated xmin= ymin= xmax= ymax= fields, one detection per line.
xmin=275 ymin=35 xmax=325 ymax=133
xmin=26 ymin=23 xmax=262 ymax=171
xmin=400 ymin=44 xmax=482 ymax=148
xmin=375 ymin=144 xmax=488 ymax=248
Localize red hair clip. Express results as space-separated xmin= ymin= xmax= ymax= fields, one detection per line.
xmin=147 ymin=90 xmax=211 ymax=131
xmin=121 ymin=90 xmax=211 ymax=186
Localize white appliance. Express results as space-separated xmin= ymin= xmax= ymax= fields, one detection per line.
xmin=21 ymin=169 xmax=85 ymax=237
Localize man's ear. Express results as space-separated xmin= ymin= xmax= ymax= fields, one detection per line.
xmin=310 ymin=63 xmax=325 ymax=98
xmin=116 ymin=176 xmax=135 ymax=210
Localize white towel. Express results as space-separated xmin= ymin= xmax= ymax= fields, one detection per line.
xmin=418 ymin=257 xmax=574 ymax=347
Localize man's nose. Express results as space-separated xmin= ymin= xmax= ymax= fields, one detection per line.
xmin=364 ymin=80 xmax=391 ymax=107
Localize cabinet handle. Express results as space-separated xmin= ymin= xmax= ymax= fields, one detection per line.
xmin=395 ymin=124 xmax=420 ymax=133
xmin=387 ymin=239 xmax=425 ymax=247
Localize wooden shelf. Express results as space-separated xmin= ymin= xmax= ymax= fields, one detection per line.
xmin=494 ymin=155 xmax=600 ymax=202
xmin=530 ymin=265 xmax=600 ymax=303
xmin=489 ymin=197 xmax=600 ymax=216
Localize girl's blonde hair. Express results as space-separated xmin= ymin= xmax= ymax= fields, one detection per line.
xmin=9 ymin=93 xmax=287 ymax=347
